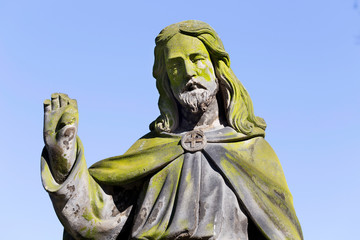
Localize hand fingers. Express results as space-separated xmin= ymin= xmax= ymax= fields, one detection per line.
xmin=51 ymin=93 xmax=74 ymax=109
xmin=51 ymin=93 xmax=60 ymax=110
xmin=59 ymin=93 xmax=69 ymax=107
xmin=69 ymin=99 xmax=78 ymax=109
xmin=43 ymin=99 xmax=51 ymax=113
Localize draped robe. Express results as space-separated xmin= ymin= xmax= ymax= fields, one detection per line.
xmin=41 ymin=127 xmax=303 ymax=240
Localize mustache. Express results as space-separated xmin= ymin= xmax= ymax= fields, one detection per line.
xmin=181 ymin=80 xmax=206 ymax=93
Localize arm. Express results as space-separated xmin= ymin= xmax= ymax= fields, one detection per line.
xmin=41 ymin=93 xmax=132 ymax=240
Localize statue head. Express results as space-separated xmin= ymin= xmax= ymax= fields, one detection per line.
xmin=164 ymin=33 xmax=219 ymax=116
xmin=151 ymin=20 xmax=266 ymax=134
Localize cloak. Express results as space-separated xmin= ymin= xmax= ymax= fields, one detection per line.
xmin=42 ymin=127 xmax=303 ymax=240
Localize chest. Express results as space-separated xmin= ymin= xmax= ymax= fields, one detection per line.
xmin=130 ymin=152 xmax=249 ymax=240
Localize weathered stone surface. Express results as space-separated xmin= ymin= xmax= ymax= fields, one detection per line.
xmin=41 ymin=20 xmax=303 ymax=240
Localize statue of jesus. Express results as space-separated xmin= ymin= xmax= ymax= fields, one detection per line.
xmin=41 ymin=20 xmax=303 ymax=240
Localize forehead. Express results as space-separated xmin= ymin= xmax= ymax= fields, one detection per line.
xmin=164 ymin=34 xmax=209 ymax=60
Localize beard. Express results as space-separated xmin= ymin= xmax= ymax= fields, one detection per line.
xmin=178 ymin=88 xmax=217 ymax=113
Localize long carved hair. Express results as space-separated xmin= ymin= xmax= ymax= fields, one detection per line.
xmin=150 ymin=20 xmax=266 ymax=134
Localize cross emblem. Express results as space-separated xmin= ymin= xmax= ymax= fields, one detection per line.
xmin=180 ymin=130 xmax=207 ymax=152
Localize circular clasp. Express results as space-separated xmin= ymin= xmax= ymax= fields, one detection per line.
xmin=180 ymin=130 xmax=207 ymax=152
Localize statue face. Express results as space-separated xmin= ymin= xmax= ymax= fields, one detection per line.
xmin=164 ymin=34 xmax=218 ymax=113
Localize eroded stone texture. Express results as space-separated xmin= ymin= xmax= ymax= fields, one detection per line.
xmin=41 ymin=20 xmax=303 ymax=240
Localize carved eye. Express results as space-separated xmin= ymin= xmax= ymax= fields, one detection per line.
xmin=192 ymin=57 xmax=205 ymax=63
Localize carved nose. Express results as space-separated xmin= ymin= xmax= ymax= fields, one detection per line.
xmin=184 ymin=61 xmax=196 ymax=80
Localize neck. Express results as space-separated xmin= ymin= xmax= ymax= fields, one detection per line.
xmin=178 ymin=96 xmax=223 ymax=132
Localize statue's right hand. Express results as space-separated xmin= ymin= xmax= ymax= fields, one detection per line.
xmin=43 ymin=93 xmax=79 ymax=183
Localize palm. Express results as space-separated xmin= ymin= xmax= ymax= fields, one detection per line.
xmin=43 ymin=93 xmax=79 ymax=183
xmin=44 ymin=93 xmax=78 ymax=144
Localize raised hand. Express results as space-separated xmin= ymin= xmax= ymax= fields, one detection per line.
xmin=43 ymin=93 xmax=79 ymax=183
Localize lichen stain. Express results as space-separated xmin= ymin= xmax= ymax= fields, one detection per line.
xmin=73 ymin=204 xmax=80 ymax=216
xmin=67 ymin=184 xmax=75 ymax=193
xmin=148 ymin=201 xmax=163 ymax=224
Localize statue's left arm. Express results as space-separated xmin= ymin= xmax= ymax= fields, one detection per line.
xmin=205 ymin=136 xmax=303 ymax=240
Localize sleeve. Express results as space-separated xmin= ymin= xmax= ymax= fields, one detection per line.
xmin=41 ymin=137 xmax=133 ymax=240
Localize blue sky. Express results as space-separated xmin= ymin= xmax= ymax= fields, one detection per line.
xmin=0 ymin=1 xmax=359 ymax=239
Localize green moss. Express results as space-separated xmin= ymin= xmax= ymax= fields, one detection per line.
xmin=206 ymin=222 xmax=214 ymax=232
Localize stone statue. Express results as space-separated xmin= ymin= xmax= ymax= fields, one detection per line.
xmin=41 ymin=20 xmax=303 ymax=240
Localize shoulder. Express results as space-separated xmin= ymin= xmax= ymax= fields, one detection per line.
xmin=250 ymin=137 xmax=278 ymax=161
xmin=124 ymin=131 xmax=182 ymax=155
xmin=249 ymin=137 xmax=290 ymax=192
xmin=224 ymin=136 xmax=290 ymax=192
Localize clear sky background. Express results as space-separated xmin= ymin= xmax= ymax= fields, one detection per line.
xmin=0 ymin=1 xmax=359 ymax=239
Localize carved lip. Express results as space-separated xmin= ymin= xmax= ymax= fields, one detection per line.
xmin=182 ymin=81 xmax=206 ymax=93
